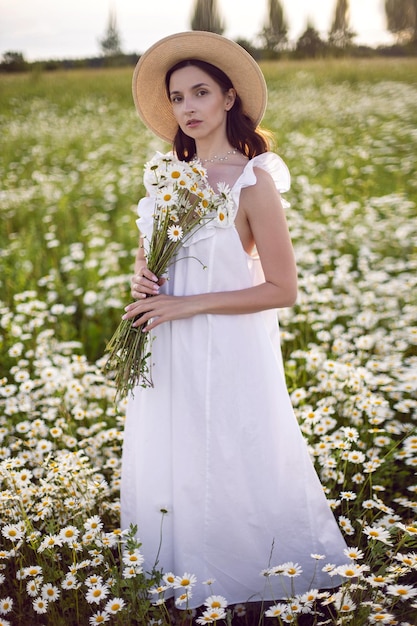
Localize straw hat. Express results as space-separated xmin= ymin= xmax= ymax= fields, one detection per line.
xmin=132 ymin=31 xmax=267 ymax=143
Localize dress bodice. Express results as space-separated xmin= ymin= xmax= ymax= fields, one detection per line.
xmin=136 ymin=151 xmax=290 ymax=250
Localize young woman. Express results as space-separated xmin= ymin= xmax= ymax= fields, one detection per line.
xmin=121 ymin=31 xmax=347 ymax=609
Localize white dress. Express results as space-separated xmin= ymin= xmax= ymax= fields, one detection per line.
xmin=121 ymin=152 xmax=347 ymax=608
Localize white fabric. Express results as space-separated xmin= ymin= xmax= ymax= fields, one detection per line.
xmin=121 ymin=151 xmax=347 ymax=608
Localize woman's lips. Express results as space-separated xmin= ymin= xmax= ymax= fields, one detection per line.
xmin=186 ymin=119 xmax=202 ymax=128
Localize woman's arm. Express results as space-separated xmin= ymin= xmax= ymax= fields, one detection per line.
xmin=125 ymin=167 xmax=297 ymax=330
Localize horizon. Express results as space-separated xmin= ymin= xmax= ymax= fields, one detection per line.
xmin=0 ymin=0 xmax=394 ymax=63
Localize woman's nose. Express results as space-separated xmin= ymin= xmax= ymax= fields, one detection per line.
xmin=183 ymin=96 xmax=195 ymax=113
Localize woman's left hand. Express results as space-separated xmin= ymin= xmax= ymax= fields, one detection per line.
xmin=122 ymin=294 xmax=195 ymax=331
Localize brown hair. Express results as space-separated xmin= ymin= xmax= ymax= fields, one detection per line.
xmin=165 ymin=59 xmax=271 ymax=161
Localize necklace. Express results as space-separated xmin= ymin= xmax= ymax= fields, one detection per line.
xmin=200 ymin=149 xmax=237 ymax=164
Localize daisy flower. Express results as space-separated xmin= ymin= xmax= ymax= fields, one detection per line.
xmin=22 ymin=565 xmax=43 ymax=578
xmin=33 ymin=597 xmax=48 ymax=614
xmin=175 ymin=592 xmax=191 ymax=607
xmin=167 ymin=224 xmax=183 ymax=242
xmin=59 ymin=525 xmax=80 ymax=545
xmin=104 ymin=597 xmax=125 ymax=614
xmin=123 ymin=566 xmax=139 ymax=579
xmin=85 ymin=584 xmax=110 ymax=604
xmin=41 ymin=583 xmax=60 ymax=602
xmin=234 ymin=604 xmax=246 ymax=617
xmin=26 ymin=577 xmax=43 ymax=597
xmin=0 ymin=598 xmax=13 ymax=614
xmin=368 ymin=612 xmax=396 ymax=624
xmin=363 ymin=525 xmax=393 ymax=545
xmin=62 ymin=574 xmax=80 ymax=590
xmin=299 ymin=589 xmax=320 ymax=610
xmin=122 ymin=548 xmax=144 ymax=568
xmin=156 ymin=185 xmax=178 ymax=208
xmin=84 ymin=515 xmax=104 ymax=534
xmin=386 ymin=584 xmax=417 ymax=600
xmin=265 ymin=603 xmax=288 ymax=618
xmin=340 ymin=491 xmax=357 ymax=500
xmin=204 ymin=595 xmax=227 ymax=610
xmin=37 ymin=534 xmax=62 ymax=552
xmin=283 ymin=562 xmax=303 ymax=577
xmin=149 ymin=584 xmax=169 ymax=595
xmin=163 ymin=572 xmax=176 ymax=586
xmin=338 ymin=515 xmax=355 ymax=535
xmin=343 ymin=547 xmax=365 ymax=560
xmin=166 ymin=162 xmax=186 ymax=184
xmin=396 ymin=522 xmax=417 ymax=536
xmin=335 ymin=563 xmax=369 ymax=578
xmin=173 ymin=573 xmax=197 ymax=590
xmin=196 ymin=608 xmax=227 ymax=624
xmin=1 ymin=524 xmax=24 ymax=542
xmin=89 ymin=611 xmax=110 ymax=625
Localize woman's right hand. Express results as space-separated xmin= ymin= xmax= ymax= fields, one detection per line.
xmin=131 ymin=267 xmax=161 ymax=299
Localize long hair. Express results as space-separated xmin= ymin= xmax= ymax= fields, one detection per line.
xmin=165 ymin=59 xmax=271 ymax=162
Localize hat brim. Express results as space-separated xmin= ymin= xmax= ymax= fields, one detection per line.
xmin=132 ymin=31 xmax=267 ymax=143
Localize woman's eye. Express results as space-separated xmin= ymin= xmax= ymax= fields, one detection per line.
xmin=171 ymin=96 xmax=182 ymax=103
xmin=197 ymin=90 xmax=207 ymax=97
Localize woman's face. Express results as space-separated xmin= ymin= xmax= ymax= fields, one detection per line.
xmin=168 ymin=65 xmax=235 ymax=142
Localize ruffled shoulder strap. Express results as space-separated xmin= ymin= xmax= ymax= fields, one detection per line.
xmin=231 ymin=151 xmax=291 ymax=209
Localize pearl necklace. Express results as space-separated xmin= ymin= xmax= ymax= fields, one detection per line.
xmin=201 ymin=149 xmax=237 ymax=164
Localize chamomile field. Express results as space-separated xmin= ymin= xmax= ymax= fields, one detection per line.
xmin=0 ymin=58 xmax=416 ymax=625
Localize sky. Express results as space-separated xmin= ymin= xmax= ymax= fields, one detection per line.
xmin=0 ymin=0 xmax=393 ymax=62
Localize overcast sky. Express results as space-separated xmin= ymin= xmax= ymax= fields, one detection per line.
xmin=0 ymin=0 xmax=393 ymax=61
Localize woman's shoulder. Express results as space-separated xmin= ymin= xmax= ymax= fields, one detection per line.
xmin=247 ymin=151 xmax=290 ymax=193
xmin=233 ymin=151 xmax=290 ymax=204
xmin=231 ymin=151 xmax=291 ymax=210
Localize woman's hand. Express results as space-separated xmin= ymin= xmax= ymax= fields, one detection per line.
xmin=122 ymin=294 xmax=195 ymax=332
xmin=130 ymin=268 xmax=166 ymax=299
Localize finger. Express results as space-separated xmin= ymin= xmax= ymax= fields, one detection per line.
xmin=131 ymin=277 xmax=160 ymax=297
xmin=131 ymin=282 xmax=157 ymax=298
xmin=139 ymin=268 xmax=159 ymax=283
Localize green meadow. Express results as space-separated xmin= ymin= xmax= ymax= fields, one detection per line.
xmin=0 ymin=59 xmax=416 ymax=624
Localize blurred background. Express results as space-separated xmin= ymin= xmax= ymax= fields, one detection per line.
xmin=1 ymin=0 xmax=416 ymax=71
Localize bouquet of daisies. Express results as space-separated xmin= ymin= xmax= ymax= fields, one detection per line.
xmin=104 ymin=152 xmax=233 ymax=399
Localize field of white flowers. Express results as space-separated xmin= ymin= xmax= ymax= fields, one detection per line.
xmin=0 ymin=60 xmax=416 ymax=625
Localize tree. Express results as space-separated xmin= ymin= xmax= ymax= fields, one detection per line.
xmin=99 ymin=9 xmax=122 ymax=56
xmin=328 ymin=0 xmax=356 ymax=48
xmin=295 ymin=21 xmax=326 ymax=58
xmin=259 ymin=0 xmax=288 ymax=53
xmin=1 ymin=51 xmax=27 ymax=72
xmin=385 ymin=0 xmax=417 ymax=43
xmin=190 ymin=0 xmax=225 ymax=35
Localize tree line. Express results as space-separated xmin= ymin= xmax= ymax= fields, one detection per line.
xmin=1 ymin=0 xmax=416 ymax=73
